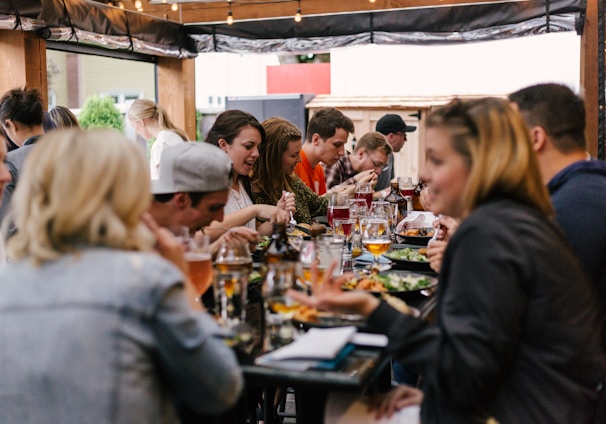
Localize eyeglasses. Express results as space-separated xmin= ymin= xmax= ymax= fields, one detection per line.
xmin=365 ymin=151 xmax=388 ymax=171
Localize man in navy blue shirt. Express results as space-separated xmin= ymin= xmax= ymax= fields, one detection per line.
xmin=510 ymin=83 xmax=606 ymax=312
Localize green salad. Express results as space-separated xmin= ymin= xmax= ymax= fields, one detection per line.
xmin=376 ymin=273 xmax=433 ymax=291
xmin=385 ymin=247 xmax=429 ymax=262
xmin=255 ymin=235 xmax=271 ymax=250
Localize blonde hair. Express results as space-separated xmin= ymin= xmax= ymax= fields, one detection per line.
xmin=8 ymin=129 xmax=154 ymax=262
xmin=354 ymin=131 xmax=392 ymax=156
xmin=427 ymin=97 xmax=553 ymax=218
xmin=127 ymin=98 xmax=189 ymax=141
xmin=48 ymin=106 xmax=80 ymax=129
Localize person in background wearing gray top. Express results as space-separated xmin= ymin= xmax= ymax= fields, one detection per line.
xmin=0 ymin=87 xmax=45 ymax=227
xmin=0 ymin=129 xmax=243 ymax=423
xmin=375 ymin=113 xmax=417 ymax=191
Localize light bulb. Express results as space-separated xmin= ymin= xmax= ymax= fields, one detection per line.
xmin=369 ymin=0 xmax=376 ymax=3
xmin=134 ymin=0 xmax=142 ymax=8
xmin=226 ymin=10 xmax=234 ymax=25
xmin=294 ymin=9 xmax=302 ymax=22
xmin=171 ymin=3 xmax=178 ymax=11
xmin=118 ymin=1 xmax=124 ymax=8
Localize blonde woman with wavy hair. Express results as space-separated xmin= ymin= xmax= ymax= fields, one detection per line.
xmin=0 ymin=129 xmax=243 ymax=422
xmin=128 ymin=98 xmax=188 ymax=179
xmin=290 ymin=97 xmax=606 ymax=423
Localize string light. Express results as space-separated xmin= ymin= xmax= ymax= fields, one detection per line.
xmin=171 ymin=3 xmax=178 ymax=11
xmin=134 ymin=0 xmax=142 ymax=8
xmin=226 ymin=1 xmax=234 ymax=25
xmin=294 ymin=0 xmax=302 ymax=22
xmin=369 ymin=0 xmax=376 ymax=3
xmin=118 ymin=1 xmax=124 ymax=8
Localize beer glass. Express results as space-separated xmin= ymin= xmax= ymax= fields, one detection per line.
xmin=327 ymin=193 xmax=350 ymax=229
xmin=184 ymin=232 xmax=213 ymax=296
xmin=354 ymin=181 xmax=373 ymax=209
xmin=361 ymin=218 xmax=391 ymax=269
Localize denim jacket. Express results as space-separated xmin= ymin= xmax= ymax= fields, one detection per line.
xmin=0 ymin=247 xmax=242 ymax=423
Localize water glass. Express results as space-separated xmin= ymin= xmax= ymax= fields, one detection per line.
xmin=213 ymin=241 xmax=253 ymax=328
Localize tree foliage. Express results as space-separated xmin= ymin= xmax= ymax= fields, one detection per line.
xmin=78 ymin=96 xmax=123 ymax=131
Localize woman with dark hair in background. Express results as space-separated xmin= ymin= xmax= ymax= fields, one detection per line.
xmin=206 ymin=109 xmax=293 ymax=238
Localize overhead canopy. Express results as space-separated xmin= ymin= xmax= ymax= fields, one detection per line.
xmin=0 ymin=0 xmax=586 ymax=57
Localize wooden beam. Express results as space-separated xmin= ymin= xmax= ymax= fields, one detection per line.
xmin=141 ymin=0 xmax=524 ymax=24
xmin=157 ymin=57 xmax=197 ymax=140
xmin=580 ymin=0 xmax=599 ymax=157
xmin=0 ymin=30 xmax=48 ymax=108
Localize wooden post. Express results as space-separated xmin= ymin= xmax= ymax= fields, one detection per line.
xmin=0 ymin=30 xmax=47 ymax=107
xmin=580 ymin=0 xmax=599 ymax=158
xmin=157 ymin=57 xmax=196 ymax=141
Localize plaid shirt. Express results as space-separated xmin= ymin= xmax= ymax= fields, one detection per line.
xmin=322 ymin=152 xmax=357 ymax=189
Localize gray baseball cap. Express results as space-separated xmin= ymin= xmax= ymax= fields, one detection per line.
xmin=151 ymin=142 xmax=233 ymax=194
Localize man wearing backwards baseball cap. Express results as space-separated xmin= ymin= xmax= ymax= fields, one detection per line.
xmin=148 ymin=142 xmax=258 ymax=247
xmin=375 ymin=114 xmax=417 ymax=191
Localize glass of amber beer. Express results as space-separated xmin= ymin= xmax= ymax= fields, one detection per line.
xmin=361 ymin=218 xmax=391 ymax=270
xmin=184 ymin=232 xmax=213 ymax=296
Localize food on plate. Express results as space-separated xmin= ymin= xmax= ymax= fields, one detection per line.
xmin=400 ymin=227 xmax=434 ymax=237
xmin=293 ymin=305 xmax=320 ymax=322
xmin=256 ymin=235 xmax=271 ymax=250
xmin=343 ymin=272 xmax=434 ymax=292
xmin=286 ymin=228 xmax=308 ymax=237
xmin=248 ymin=271 xmax=262 ymax=285
xmin=385 ymin=247 xmax=429 ymax=262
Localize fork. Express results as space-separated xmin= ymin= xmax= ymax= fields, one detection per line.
xmin=429 ymin=214 xmax=443 ymax=243
xmin=285 ymin=191 xmax=297 ymax=226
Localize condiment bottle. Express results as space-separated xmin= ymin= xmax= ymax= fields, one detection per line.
xmin=384 ymin=181 xmax=407 ymax=223
xmin=413 ymin=179 xmax=426 ymax=211
xmin=264 ymin=222 xmax=298 ymax=264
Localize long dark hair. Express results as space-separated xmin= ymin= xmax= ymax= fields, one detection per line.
xmin=206 ymin=109 xmax=265 ymax=147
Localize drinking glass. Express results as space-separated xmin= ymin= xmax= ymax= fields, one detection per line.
xmin=327 ymin=193 xmax=350 ymax=229
xmin=354 ymin=181 xmax=374 ymax=209
xmin=347 ymin=198 xmax=368 ymax=233
xmin=298 ymin=240 xmax=323 ymax=288
xmin=333 ymin=218 xmax=355 ymax=255
xmin=184 ymin=232 xmax=213 ymax=296
xmin=213 ymin=241 xmax=253 ymax=329
xmin=263 ymin=262 xmax=299 ymax=347
xmin=361 ymin=218 xmax=391 ymax=269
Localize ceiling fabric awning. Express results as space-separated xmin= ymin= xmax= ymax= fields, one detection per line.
xmin=188 ymin=0 xmax=584 ymax=54
xmin=0 ymin=0 xmax=586 ymax=57
xmin=0 ymin=0 xmax=197 ymax=58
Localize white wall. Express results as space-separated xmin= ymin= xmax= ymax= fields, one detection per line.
xmin=195 ymin=53 xmax=280 ymax=111
xmin=330 ymin=32 xmax=581 ymax=97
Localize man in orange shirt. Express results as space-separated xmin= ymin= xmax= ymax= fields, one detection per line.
xmin=294 ymin=108 xmax=354 ymax=195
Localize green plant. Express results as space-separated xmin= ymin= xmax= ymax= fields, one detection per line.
xmin=78 ymin=96 xmax=123 ymax=131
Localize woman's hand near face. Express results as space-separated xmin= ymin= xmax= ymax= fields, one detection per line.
xmin=142 ymin=212 xmax=202 ymax=310
xmin=211 ymin=226 xmax=259 ymax=256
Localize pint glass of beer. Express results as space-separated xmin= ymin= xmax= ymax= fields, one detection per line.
xmin=185 ymin=232 xmax=213 ymax=296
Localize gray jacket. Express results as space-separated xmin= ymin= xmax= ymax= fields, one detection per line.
xmin=0 ymin=248 xmax=243 ymax=423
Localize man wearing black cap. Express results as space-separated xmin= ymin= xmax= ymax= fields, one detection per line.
xmin=375 ymin=114 xmax=417 ymax=191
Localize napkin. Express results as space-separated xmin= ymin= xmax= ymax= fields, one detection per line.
xmin=396 ymin=212 xmax=435 ymax=232
xmin=325 ymin=392 xmax=420 ymax=424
